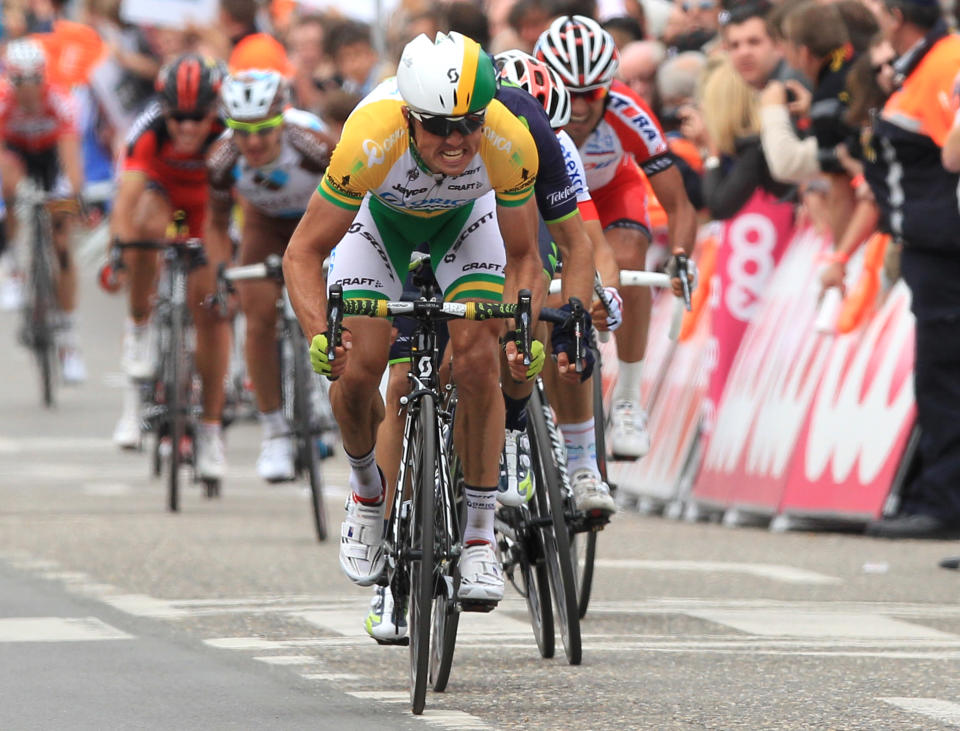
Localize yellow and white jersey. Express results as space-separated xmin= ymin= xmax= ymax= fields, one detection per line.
xmin=318 ymin=78 xmax=539 ymax=219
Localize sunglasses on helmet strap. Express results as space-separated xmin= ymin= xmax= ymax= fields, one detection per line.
xmin=169 ymin=109 xmax=211 ymax=123
xmin=408 ymin=109 xmax=486 ymax=137
xmin=226 ymin=114 xmax=285 ymax=137
xmin=569 ymin=86 xmax=608 ymax=103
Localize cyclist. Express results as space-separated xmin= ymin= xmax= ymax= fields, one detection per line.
xmin=110 ymin=54 xmax=232 ymax=482
xmin=0 ymin=38 xmax=87 ymax=382
xmin=536 ymin=15 xmax=698 ymax=459
xmin=497 ymin=49 xmax=622 ymax=515
xmin=284 ymin=32 xmax=543 ymax=615
xmin=360 ymin=51 xmax=614 ymax=644
xmin=207 ymin=69 xmax=332 ymax=482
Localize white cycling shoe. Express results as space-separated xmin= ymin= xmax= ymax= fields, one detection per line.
xmin=122 ymin=325 xmax=155 ymax=380
xmin=196 ymin=428 xmax=226 ymax=480
xmin=60 ymin=347 xmax=87 ymax=385
xmin=610 ymin=400 xmax=651 ymax=459
xmin=457 ymin=542 xmax=504 ymax=604
xmin=257 ymin=436 xmax=296 ymax=483
xmin=339 ymin=474 xmax=387 ymax=586
xmin=365 ymin=584 xmax=408 ymax=645
xmin=570 ymin=468 xmax=617 ymax=516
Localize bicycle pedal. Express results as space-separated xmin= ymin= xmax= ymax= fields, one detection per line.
xmin=459 ymin=599 xmax=498 ymax=613
xmin=372 ymin=636 xmax=409 ymax=647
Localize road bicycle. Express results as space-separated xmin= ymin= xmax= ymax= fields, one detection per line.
xmin=214 ymin=254 xmax=332 ymax=542
xmin=326 ymin=261 xmax=528 ymax=715
xmin=111 ymin=233 xmax=209 ymax=511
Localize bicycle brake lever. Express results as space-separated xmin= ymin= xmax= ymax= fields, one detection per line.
xmin=569 ymin=297 xmax=585 ymax=374
xmin=327 ymin=284 xmax=344 ymax=370
xmin=517 ymin=289 xmax=532 ymax=367
xmin=675 ymin=253 xmax=692 ymax=312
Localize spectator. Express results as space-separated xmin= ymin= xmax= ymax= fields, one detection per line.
xmin=507 ymin=0 xmax=554 ymax=52
xmin=321 ymin=89 xmax=362 ymax=141
xmin=782 ymin=1 xmax=862 ymax=241
xmin=445 ymin=2 xmax=490 ymax=49
xmin=618 ymin=40 xmax=666 ymax=106
xmin=661 ymin=4 xmax=692 ymax=50
xmin=682 ymin=58 xmax=792 ymax=219
xmin=656 ymin=51 xmax=709 ymax=209
xmin=676 ymin=0 xmax=720 ymax=52
xmin=721 ymin=1 xmax=800 ymax=91
xmin=863 ymin=0 xmax=960 ymax=539
xmin=603 ymin=15 xmax=645 ymax=50
xmin=287 ymin=14 xmax=334 ymax=114
xmin=326 ymin=20 xmax=384 ymax=97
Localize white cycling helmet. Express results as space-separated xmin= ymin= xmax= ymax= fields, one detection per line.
xmin=496 ymin=49 xmax=571 ymax=129
xmin=397 ymin=31 xmax=497 ymax=116
xmin=220 ymin=69 xmax=288 ymax=120
xmin=5 ymin=38 xmax=46 ymax=79
xmin=534 ymin=15 xmax=619 ymax=91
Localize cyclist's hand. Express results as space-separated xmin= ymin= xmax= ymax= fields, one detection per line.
xmin=820 ymin=261 xmax=846 ymax=293
xmin=591 ymin=286 xmax=623 ymax=332
xmin=551 ymin=304 xmax=595 ymax=383
xmin=310 ymin=329 xmax=351 ymax=380
xmin=666 ymin=249 xmax=698 ymax=299
xmin=504 ymin=338 xmax=545 ymax=382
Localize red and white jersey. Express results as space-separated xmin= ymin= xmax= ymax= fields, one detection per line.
xmin=0 ymin=80 xmax=76 ymax=153
xmin=579 ymin=80 xmax=672 ymax=191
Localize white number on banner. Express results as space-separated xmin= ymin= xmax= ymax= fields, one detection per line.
xmin=725 ymin=213 xmax=777 ymax=322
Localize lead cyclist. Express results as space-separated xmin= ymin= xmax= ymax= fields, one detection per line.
xmin=284 ymin=32 xmax=544 ymax=610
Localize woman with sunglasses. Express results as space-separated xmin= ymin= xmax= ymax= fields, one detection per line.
xmin=535 ymin=15 xmax=698 ymax=462
xmin=0 ymin=39 xmax=86 ymax=383
xmin=110 ymin=54 xmax=232 ymax=484
xmin=205 ymin=70 xmax=332 ymax=482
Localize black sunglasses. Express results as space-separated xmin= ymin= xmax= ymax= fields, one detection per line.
xmin=409 ymin=110 xmax=485 ymax=137
xmin=169 ymin=109 xmax=210 ymax=123
xmin=871 ymin=60 xmax=893 ymax=75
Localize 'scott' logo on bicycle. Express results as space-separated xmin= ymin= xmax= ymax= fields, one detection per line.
xmin=418 ymin=357 xmax=433 ymax=380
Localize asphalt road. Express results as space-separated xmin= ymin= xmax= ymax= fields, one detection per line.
xmin=2 ymin=254 xmax=960 ymax=730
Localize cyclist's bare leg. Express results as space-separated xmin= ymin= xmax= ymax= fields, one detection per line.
xmin=51 ymin=211 xmax=75 ymax=312
xmin=125 ymin=190 xmax=169 ymax=323
xmin=448 ymin=318 xmax=503 ymax=486
xmin=188 ymin=227 xmax=232 ymax=423
xmin=607 ymin=226 xmax=650 ymax=363
xmin=379 ymin=362 xmax=408 ymax=504
xmin=329 ymin=316 xmax=391 ymax=460
xmin=0 ymin=153 xmax=21 ymax=247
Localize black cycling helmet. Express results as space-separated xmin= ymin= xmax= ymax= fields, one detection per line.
xmin=156 ymin=54 xmax=226 ymax=114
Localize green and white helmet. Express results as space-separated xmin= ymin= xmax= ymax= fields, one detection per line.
xmin=396 ymin=31 xmax=497 ymax=116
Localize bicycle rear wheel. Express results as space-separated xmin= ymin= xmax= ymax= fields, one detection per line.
xmin=292 ymin=329 xmax=327 ymax=541
xmin=166 ymin=293 xmax=188 ymax=513
xmin=527 ymin=387 xmax=582 ymax=665
xmin=408 ymin=399 xmax=436 ymax=714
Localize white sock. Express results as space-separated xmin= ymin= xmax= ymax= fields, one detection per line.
xmin=126 ymin=317 xmax=149 ymax=336
xmin=560 ymin=419 xmax=599 ymax=476
xmin=199 ymin=420 xmax=221 ymax=438
xmin=259 ymin=409 xmax=288 ymax=440
xmin=463 ymin=486 xmax=496 ymax=545
xmin=613 ymin=359 xmax=643 ymax=403
xmin=60 ymin=311 xmax=78 ymax=347
xmin=346 ymin=448 xmax=383 ymax=502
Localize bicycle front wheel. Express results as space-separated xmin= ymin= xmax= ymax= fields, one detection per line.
xmin=27 ymin=207 xmax=57 ymax=407
xmin=291 ymin=329 xmax=327 ymax=541
xmin=408 ymin=398 xmax=436 ymax=714
xmin=527 ymin=387 xmax=582 ymax=665
xmin=166 ymin=294 xmax=189 ymax=513
xmin=431 ymin=433 xmax=462 ymax=692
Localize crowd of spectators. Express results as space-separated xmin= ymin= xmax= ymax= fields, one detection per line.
xmin=3 ymin=0 xmax=960 ymax=538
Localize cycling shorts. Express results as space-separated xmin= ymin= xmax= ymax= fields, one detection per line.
xmin=146 ymin=179 xmax=206 ymax=239
xmin=591 ymin=156 xmax=651 ymax=238
xmin=327 ymin=191 xmax=505 ymax=303
xmin=7 ymin=144 xmax=70 ymax=196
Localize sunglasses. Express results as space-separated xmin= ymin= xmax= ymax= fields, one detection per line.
xmin=569 ymin=86 xmax=607 ymax=103
xmin=871 ymin=60 xmax=893 ymax=75
xmin=409 ymin=109 xmax=485 ymax=137
xmin=226 ymin=113 xmax=285 ymax=137
xmin=682 ymin=0 xmax=716 ymax=10
xmin=169 ymin=109 xmax=211 ymax=123
xmin=11 ymin=73 xmax=43 ymax=86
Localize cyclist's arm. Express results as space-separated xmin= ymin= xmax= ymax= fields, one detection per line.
xmin=110 ymin=170 xmax=148 ymax=244
xmin=546 ymin=213 xmax=593 ymax=305
xmin=204 ymin=191 xmax=234 ymax=269
xmin=585 ymin=218 xmax=619 ymax=288
xmin=283 ymin=191 xmax=357 ymax=339
xmin=56 ymin=133 xmax=84 ymax=199
xmin=498 ymin=195 xmax=544 ymax=323
xmin=649 ymin=165 xmax=697 ymax=297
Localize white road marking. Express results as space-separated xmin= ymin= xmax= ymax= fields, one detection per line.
xmin=253 ymin=655 xmax=319 ymax=666
xmin=0 ymin=437 xmax=116 ymax=452
xmin=347 ymin=691 xmax=409 ymax=702
xmin=593 ymin=559 xmax=842 ymax=585
xmin=301 ymin=672 xmax=363 ymax=681
xmin=292 ymin=607 xmax=531 ymax=639
xmin=82 ymin=483 xmax=134 ymax=496
xmin=0 ymin=617 xmax=133 ymax=642
xmin=881 ymin=697 xmax=960 ymax=725
xmin=686 ymin=609 xmax=954 ymax=640
xmin=419 ymin=710 xmax=492 ymax=729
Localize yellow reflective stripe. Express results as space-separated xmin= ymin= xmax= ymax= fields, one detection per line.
xmin=453 ymin=39 xmax=480 ymax=115
xmin=447 ymin=279 xmax=503 ymax=301
xmin=376 ymin=300 xmax=388 ymax=318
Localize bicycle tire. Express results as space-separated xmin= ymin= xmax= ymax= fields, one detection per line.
xmin=431 ymin=438 xmax=461 ymax=692
xmin=408 ymin=398 xmax=436 ymax=714
xmin=28 ymin=206 xmax=57 ymax=407
xmin=166 ymin=282 xmax=188 ymax=513
xmin=570 ymin=349 xmax=606 ymax=619
xmin=527 ymin=388 xmax=582 ymax=665
xmin=292 ymin=328 xmax=327 ymax=541
xmin=518 ymin=511 xmax=555 ymax=659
